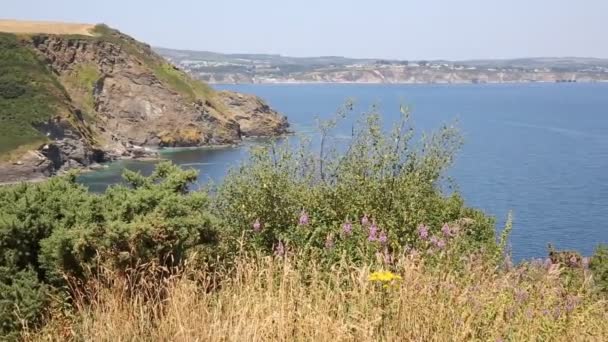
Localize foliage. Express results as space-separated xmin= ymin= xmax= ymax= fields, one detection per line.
xmin=26 ymin=255 xmax=608 ymax=341
xmin=0 ymin=268 xmax=48 ymax=341
xmin=62 ymin=63 xmax=100 ymax=120
xmin=215 ymin=105 xmax=497 ymax=265
xmin=590 ymin=244 xmax=608 ymax=294
xmin=0 ymin=162 xmax=220 ymax=338
xmin=0 ymin=33 xmax=69 ymax=156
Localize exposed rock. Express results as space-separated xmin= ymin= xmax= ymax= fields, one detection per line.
xmin=0 ymin=23 xmax=289 ymax=183
xmin=217 ymin=91 xmax=290 ymax=137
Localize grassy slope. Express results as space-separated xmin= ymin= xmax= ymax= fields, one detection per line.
xmin=0 ymin=33 xmax=71 ymax=159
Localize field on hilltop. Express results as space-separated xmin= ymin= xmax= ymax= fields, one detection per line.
xmin=0 ymin=19 xmax=94 ymax=36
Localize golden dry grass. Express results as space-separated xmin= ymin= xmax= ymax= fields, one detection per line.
xmin=0 ymin=19 xmax=94 ymax=36
xmin=26 ymin=255 xmax=608 ymax=342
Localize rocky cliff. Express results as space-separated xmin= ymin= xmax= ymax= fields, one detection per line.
xmin=0 ymin=22 xmax=289 ymax=182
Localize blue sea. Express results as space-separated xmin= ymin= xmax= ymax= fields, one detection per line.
xmin=78 ymin=83 xmax=608 ymax=260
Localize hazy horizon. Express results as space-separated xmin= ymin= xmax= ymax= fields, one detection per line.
xmin=3 ymin=0 xmax=608 ymax=60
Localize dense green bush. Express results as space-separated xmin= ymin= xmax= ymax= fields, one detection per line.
xmin=215 ymin=106 xmax=497 ymax=264
xmin=590 ymin=244 xmax=608 ymax=294
xmin=0 ymin=163 xmax=220 ymax=338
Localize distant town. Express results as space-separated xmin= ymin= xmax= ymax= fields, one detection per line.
xmin=155 ymin=47 xmax=608 ymax=84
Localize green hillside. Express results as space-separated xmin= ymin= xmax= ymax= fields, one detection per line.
xmin=0 ymin=33 xmax=70 ymax=158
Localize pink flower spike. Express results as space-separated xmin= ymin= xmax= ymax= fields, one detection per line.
xmin=253 ymin=218 xmax=261 ymax=232
xmin=299 ymin=210 xmax=309 ymax=226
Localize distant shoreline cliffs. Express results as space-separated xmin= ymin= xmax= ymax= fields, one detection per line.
xmin=155 ymin=47 xmax=608 ymax=85
xmin=0 ymin=20 xmax=289 ymax=183
xmin=191 ymin=69 xmax=608 ymax=85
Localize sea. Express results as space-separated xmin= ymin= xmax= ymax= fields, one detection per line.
xmin=77 ymin=83 xmax=608 ymax=261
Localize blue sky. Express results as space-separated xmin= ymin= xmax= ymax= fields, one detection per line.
xmin=3 ymin=0 xmax=607 ymax=60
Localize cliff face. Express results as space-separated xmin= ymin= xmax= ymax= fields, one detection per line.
xmin=0 ymin=23 xmax=289 ymax=182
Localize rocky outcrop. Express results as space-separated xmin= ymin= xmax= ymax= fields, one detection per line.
xmin=0 ymin=23 xmax=289 ymax=183
xmin=217 ymin=91 xmax=290 ymax=137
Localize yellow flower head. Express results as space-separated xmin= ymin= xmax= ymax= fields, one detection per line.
xmin=368 ymin=270 xmax=402 ymax=283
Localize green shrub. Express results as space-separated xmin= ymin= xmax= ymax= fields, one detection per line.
xmin=215 ymin=105 xmax=497 ymax=264
xmin=590 ymin=244 xmax=608 ymax=294
xmin=0 ymin=162 xmax=220 ymax=337
xmin=0 ymin=268 xmax=48 ymax=341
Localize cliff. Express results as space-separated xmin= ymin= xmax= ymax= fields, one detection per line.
xmin=0 ymin=21 xmax=289 ymax=182
xmin=156 ymin=47 xmax=608 ymax=85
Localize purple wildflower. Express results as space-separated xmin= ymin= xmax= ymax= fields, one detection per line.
xmin=325 ymin=234 xmax=334 ymax=249
xmin=378 ymin=231 xmax=388 ymax=245
xmin=368 ymin=222 xmax=378 ymax=241
xmin=417 ymin=224 xmax=429 ymax=240
xmin=430 ymin=235 xmax=445 ymax=249
xmin=342 ymin=221 xmax=353 ymax=235
xmin=544 ymin=258 xmax=553 ymax=270
xmin=274 ymin=241 xmax=285 ymax=257
xmin=361 ymin=214 xmax=369 ymax=226
xmin=441 ymin=223 xmax=453 ymax=237
xmin=252 ymin=218 xmax=261 ymax=232
xmin=299 ymin=210 xmax=309 ymax=226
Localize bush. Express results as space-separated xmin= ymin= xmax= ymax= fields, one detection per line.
xmin=0 ymin=162 xmax=220 ymax=337
xmin=215 ymin=105 xmax=497 ymax=265
xmin=590 ymin=244 xmax=608 ymax=294
xmin=0 ymin=268 xmax=47 ymax=341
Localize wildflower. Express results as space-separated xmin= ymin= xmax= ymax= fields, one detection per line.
xmin=441 ymin=223 xmax=453 ymax=237
xmin=378 ymin=231 xmax=388 ymax=245
xmin=361 ymin=214 xmax=369 ymax=226
xmin=252 ymin=218 xmax=261 ymax=232
xmin=417 ymin=224 xmax=429 ymax=240
xmin=274 ymin=241 xmax=285 ymax=257
xmin=430 ymin=235 xmax=446 ymax=249
xmin=325 ymin=234 xmax=334 ymax=249
xmin=368 ymin=222 xmax=378 ymax=241
xmin=298 ymin=210 xmax=309 ymax=226
xmin=368 ymin=270 xmax=402 ymax=283
xmin=342 ymin=220 xmax=353 ymax=235
xmin=544 ymin=258 xmax=553 ymax=269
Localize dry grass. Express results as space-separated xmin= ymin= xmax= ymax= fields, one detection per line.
xmin=25 ymin=255 xmax=608 ymax=342
xmin=0 ymin=19 xmax=94 ymax=36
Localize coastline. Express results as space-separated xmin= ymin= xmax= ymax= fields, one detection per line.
xmin=210 ymin=80 xmax=608 ymax=85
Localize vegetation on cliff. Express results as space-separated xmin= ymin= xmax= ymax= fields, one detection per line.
xmin=0 ymin=33 xmax=70 ymax=158
xmin=0 ymin=108 xmax=606 ymax=340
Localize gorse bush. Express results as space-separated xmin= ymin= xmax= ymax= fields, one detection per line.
xmin=215 ymin=105 xmax=497 ymax=264
xmin=591 ymin=244 xmax=608 ymax=294
xmin=0 ymin=163 xmax=220 ymax=338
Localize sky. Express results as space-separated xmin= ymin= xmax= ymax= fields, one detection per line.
xmin=2 ymin=0 xmax=608 ymax=60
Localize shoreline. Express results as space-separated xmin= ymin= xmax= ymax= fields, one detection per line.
xmin=209 ymin=80 xmax=608 ymax=85
xmin=0 ymin=134 xmax=293 ymax=187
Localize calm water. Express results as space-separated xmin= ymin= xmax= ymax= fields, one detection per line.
xmin=78 ymin=83 xmax=608 ymax=260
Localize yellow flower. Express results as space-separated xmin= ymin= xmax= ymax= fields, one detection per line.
xmin=368 ymin=270 xmax=402 ymax=283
